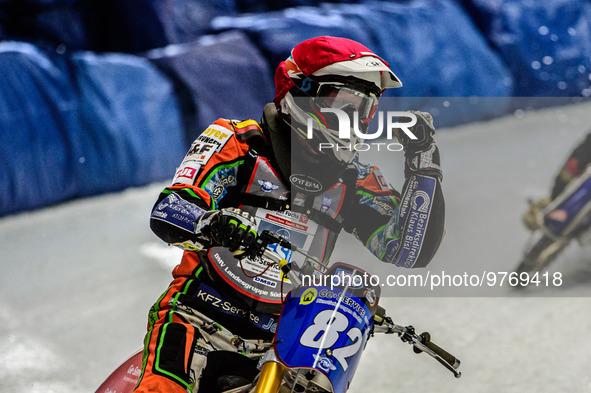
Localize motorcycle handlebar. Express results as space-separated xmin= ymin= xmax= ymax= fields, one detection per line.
xmin=374 ymin=316 xmax=461 ymax=378
xmin=417 ymin=332 xmax=461 ymax=372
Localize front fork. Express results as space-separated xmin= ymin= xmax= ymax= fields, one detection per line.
xmin=252 ymin=361 xmax=285 ymax=393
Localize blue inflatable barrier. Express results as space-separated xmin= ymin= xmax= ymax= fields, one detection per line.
xmin=462 ymin=0 xmax=591 ymax=97
xmin=0 ymin=0 xmax=238 ymax=53
xmin=360 ymin=0 xmax=514 ymax=126
xmin=212 ymin=6 xmax=378 ymax=73
xmin=0 ymin=41 xmax=185 ymax=217
xmin=0 ymin=42 xmax=81 ymax=215
xmin=146 ymin=31 xmax=276 ymax=137
xmin=99 ymin=0 xmax=238 ymax=53
xmin=316 ymin=0 xmax=515 ymax=127
xmin=69 ymin=50 xmax=185 ymax=196
xmin=4 ymin=1 xmax=591 ymax=218
xmin=0 ymin=0 xmax=99 ymax=50
xmin=235 ymin=0 xmax=362 ymax=13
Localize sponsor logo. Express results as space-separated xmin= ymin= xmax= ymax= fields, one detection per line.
xmin=376 ymin=172 xmax=389 ymax=189
xmin=151 ymin=210 xmax=168 ymax=219
xmin=181 ymin=242 xmax=199 ymax=251
xmin=197 ymin=125 xmax=232 ymax=152
xmin=300 ymin=287 xmax=317 ymax=305
xmin=265 ymin=213 xmax=308 ymax=231
xmin=254 ymin=276 xmax=278 ymax=288
xmin=212 ymin=185 xmax=224 ymax=199
xmin=262 ymin=318 xmax=277 ymax=332
xmin=209 ymin=174 xmax=236 ymax=200
xmin=173 ymin=162 xmax=200 ymax=185
xmin=318 ymin=289 xmax=366 ymax=317
xmin=320 ymin=196 xmax=333 ymax=213
xmin=187 ymin=141 xmax=217 ymax=164
xmin=312 ymin=354 xmax=337 ymax=372
xmin=175 ymin=166 xmax=197 ymax=179
xmin=289 ymin=174 xmax=323 ymax=193
xmin=127 ymin=365 xmax=142 ymax=377
xmin=195 ymin=289 xmax=248 ymax=316
xmin=411 ymin=190 xmax=431 ymax=213
xmin=258 ymin=180 xmax=279 ymax=193
xmin=369 ymin=197 xmax=395 ymax=215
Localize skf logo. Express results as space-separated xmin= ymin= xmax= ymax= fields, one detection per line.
xmin=188 ymin=142 xmax=216 ymax=163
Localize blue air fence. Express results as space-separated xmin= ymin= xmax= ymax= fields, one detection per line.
xmin=2 ymin=1 xmax=591 ymax=217
xmin=0 ymin=41 xmax=185 ymax=217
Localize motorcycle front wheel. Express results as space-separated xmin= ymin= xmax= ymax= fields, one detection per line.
xmin=514 ymin=234 xmax=570 ymax=279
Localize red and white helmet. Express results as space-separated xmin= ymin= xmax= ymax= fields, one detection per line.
xmin=274 ymin=36 xmax=402 ymax=164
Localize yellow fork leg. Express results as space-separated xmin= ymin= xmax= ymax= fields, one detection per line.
xmin=252 ymin=361 xmax=285 ymax=393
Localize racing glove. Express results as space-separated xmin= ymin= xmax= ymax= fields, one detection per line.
xmin=196 ymin=207 xmax=258 ymax=256
xmin=395 ymin=111 xmax=442 ymax=180
xmin=394 ymin=111 xmax=435 ymax=151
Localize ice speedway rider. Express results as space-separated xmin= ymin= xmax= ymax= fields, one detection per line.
xmin=136 ymin=36 xmax=445 ymax=393
xmin=523 ymin=132 xmax=591 ymax=230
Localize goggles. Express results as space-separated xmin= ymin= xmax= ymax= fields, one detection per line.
xmin=293 ymin=75 xmax=381 ymax=123
xmin=315 ymin=84 xmax=379 ymax=123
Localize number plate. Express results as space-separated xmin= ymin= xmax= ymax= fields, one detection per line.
xmin=274 ymin=286 xmax=373 ymax=393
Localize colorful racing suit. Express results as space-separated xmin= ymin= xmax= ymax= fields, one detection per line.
xmin=134 ymin=110 xmax=445 ymax=392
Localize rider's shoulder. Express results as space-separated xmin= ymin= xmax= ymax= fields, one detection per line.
xmin=209 ymin=118 xmax=265 ymax=141
xmin=193 ymin=118 xmax=266 ymax=152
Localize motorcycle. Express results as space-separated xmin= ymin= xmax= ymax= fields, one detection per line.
xmin=96 ymin=230 xmax=461 ymax=393
xmin=515 ymin=165 xmax=591 ymax=281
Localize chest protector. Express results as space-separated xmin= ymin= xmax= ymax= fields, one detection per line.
xmin=204 ymin=154 xmax=353 ymax=314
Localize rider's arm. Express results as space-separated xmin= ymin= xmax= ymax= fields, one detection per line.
xmin=149 ymin=119 xmax=250 ymax=251
xmin=344 ymin=112 xmax=445 ymax=268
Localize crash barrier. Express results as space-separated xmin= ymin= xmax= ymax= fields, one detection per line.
xmin=0 ymin=41 xmax=185 ymax=217
xmin=146 ymin=31 xmax=276 ymax=142
xmin=2 ymin=0 xmax=591 ymax=216
xmin=462 ymin=0 xmax=591 ymax=98
xmin=0 ymin=0 xmax=237 ymax=52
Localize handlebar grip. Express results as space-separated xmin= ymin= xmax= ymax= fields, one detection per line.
xmin=416 ymin=332 xmax=460 ymax=370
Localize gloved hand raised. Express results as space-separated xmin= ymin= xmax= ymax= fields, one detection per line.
xmin=394 ymin=110 xmax=435 ymax=152
xmin=197 ymin=207 xmax=258 ymax=256
xmin=395 ymin=111 xmax=442 ymax=180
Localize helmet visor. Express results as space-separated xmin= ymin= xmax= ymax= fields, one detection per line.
xmin=316 ymin=84 xmax=379 ymax=123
